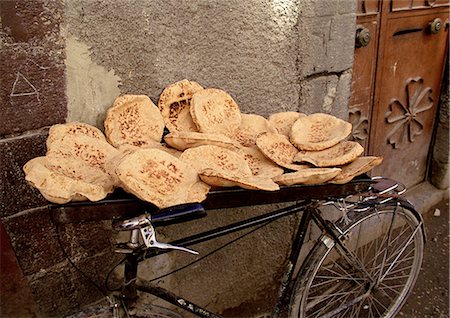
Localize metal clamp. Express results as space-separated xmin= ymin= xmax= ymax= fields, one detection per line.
xmin=140 ymin=223 xmax=199 ymax=255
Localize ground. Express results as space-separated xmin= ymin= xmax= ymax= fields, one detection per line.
xmin=399 ymin=198 xmax=449 ymax=318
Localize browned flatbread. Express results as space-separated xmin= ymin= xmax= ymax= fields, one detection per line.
xmin=116 ymin=148 xmax=210 ymax=208
xmin=268 ymin=112 xmax=306 ymax=137
xmin=180 ymin=145 xmax=252 ymax=176
xmin=155 ymin=143 xmax=183 ymax=158
xmin=23 ymin=156 xmax=115 ymax=204
xmin=47 ymin=122 xmax=106 ymax=150
xmin=190 ymin=88 xmax=242 ymax=137
xmin=294 ymin=141 xmax=364 ymax=167
xmin=290 ymin=113 xmax=352 ymax=151
xmin=199 ymin=168 xmax=280 ymax=191
xmin=104 ymin=95 xmax=165 ymax=148
xmin=158 ymin=79 xmax=204 ymax=133
xmin=233 ymin=113 xmax=277 ymax=147
xmin=164 ymin=131 xmax=241 ymax=152
xmin=273 ymin=168 xmax=341 ymax=186
xmin=256 ymin=132 xmax=310 ymax=171
xmin=46 ymin=134 xmax=119 ymax=171
xmin=330 ymin=156 xmax=383 ymax=184
xmin=239 ymin=146 xmax=284 ymax=178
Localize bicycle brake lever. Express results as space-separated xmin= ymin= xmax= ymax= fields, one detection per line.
xmin=140 ymin=224 xmax=199 ymax=255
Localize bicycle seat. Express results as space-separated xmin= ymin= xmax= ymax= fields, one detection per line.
xmin=112 ymin=203 xmax=206 ymax=231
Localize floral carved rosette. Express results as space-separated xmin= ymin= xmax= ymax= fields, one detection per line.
xmin=385 ymin=77 xmax=433 ymax=149
xmin=349 ymin=108 xmax=369 ymax=141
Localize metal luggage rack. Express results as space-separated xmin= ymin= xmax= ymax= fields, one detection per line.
xmin=50 ymin=175 xmax=425 ymax=318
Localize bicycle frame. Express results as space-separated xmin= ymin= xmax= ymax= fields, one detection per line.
xmin=49 ymin=175 xmax=425 ymax=317
xmin=119 ymin=201 xmax=345 ymax=318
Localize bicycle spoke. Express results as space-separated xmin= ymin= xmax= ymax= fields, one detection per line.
xmin=378 ymin=282 xmax=405 ymax=294
xmin=367 ymin=296 xmax=383 ymax=317
xmin=368 ymin=252 xmax=415 ymax=278
xmin=380 ymin=226 xmax=420 ymax=282
xmin=311 ymin=275 xmax=365 ymax=289
xmin=382 ymin=274 xmax=411 ymax=281
xmin=363 ymin=224 xmax=414 ymax=274
xmin=318 ymin=262 xmax=365 ymax=288
xmin=376 ymin=250 xmax=415 ymax=279
xmin=371 ymin=294 xmax=390 ymax=311
xmin=308 ymin=281 xmax=361 ymax=311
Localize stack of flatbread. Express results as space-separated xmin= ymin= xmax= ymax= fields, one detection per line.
xmin=272 ymin=113 xmax=382 ymax=185
xmin=23 ymin=79 xmax=382 ymax=207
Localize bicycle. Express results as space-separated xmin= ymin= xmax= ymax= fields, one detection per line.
xmin=51 ymin=175 xmax=425 ymax=318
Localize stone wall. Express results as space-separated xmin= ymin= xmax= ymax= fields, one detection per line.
xmin=0 ymin=0 xmax=358 ymax=316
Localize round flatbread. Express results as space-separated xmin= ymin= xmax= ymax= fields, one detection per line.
xmin=164 ymin=131 xmax=241 ymax=152
xmin=158 ymin=79 xmax=204 ymax=133
xmin=290 ymin=113 xmax=352 ymax=151
xmin=155 ymin=143 xmax=183 ymax=158
xmin=23 ymin=156 xmax=114 ymax=204
xmin=46 ymin=134 xmax=119 ymax=171
xmin=294 ymin=141 xmax=364 ymax=167
xmin=256 ymin=132 xmax=309 ymax=171
xmin=233 ymin=113 xmax=277 ymax=147
xmin=104 ymin=95 xmax=165 ymax=148
xmin=116 ymin=148 xmax=210 ymax=208
xmin=329 ymin=156 xmax=383 ymax=184
xmin=199 ymin=168 xmax=280 ymax=191
xmin=47 ymin=122 xmax=106 ymax=150
xmin=239 ymin=146 xmax=284 ymax=179
xmin=180 ymin=145 xmax=252 ymax=176
xmin=190 ymin=88 xmax=242 ymax=137
xmin=268 ymin=112 xmax=306 ymax=137
xmin=273 ymin=168 xmax=341 ymax=186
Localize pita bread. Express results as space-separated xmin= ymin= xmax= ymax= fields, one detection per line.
xmin=233 ymin=113 xmax=277 ymax=147
xmin=47 ymin=122 xmax=106 ymax=150
xmin=239 ymin=146 xmax=284 ymax=179
xmin=116 ymin=148 xmax=210 ymax=208
xmin=330 ymin=156 xmax=383 ymax=184
xmin=23 ymin=156 xmax=114 ymax=204
xmin=180 ymin=145 xmax=252 ymax=176
xmin=294 ymin=141 xmax=364 ymax=167
xmin=47 ymin=134 xmax=119 ymax=172
xmin=255 ymin=132 xmax=310 ymax=171
xmin=47 ymin=134 xmax=119 ymax=171
xmin=268 ymin=112 xmax=306 ymax=137
xmin=154 ymin=143 xmax=183 ymax=158
xmin=190 ymin=88 xmax=242 ymax=137
xmin=158 ymin=79 xmax=204 ymax=133
xmin=199 ymin=168 xmax=280 ymax=191
xmin=104 ymin=95 xmax=165 ymax=148
xmin=105 ymin=144 xmax=183 ymax=186
xmin=290 ymin=113 xmax=352 ymax=151
xmin=164 ymin=131 xmax=241 ymax=152
xmin=273 ymin=168 xmax=341 ymax=186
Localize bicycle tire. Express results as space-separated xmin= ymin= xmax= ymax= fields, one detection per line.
xmin=289 ymin=201 xmax=424 ymax=318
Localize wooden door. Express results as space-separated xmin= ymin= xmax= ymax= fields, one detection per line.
xmin=350 ymin=0 xmax=449 ymax=188
xmin=349 ymin=1 xmax=382 ymax=151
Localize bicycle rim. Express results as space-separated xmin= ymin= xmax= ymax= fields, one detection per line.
xmin=289 ymin=202 xmax=424 ymax=318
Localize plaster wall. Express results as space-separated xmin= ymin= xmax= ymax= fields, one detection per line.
xmin=1 ymin=0 xmax=358 ymax=316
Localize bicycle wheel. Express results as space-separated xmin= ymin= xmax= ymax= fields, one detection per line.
xmin=289 ymin=201 xmax=424 ymax=318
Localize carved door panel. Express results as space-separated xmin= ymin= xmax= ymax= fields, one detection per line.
xmin=349 ymin=0 xmax=382 ymax=151
xmin=350 ymin=0 xmax=449 ymax=187
xmin=369 ymin=3 xmax=449 ymax=187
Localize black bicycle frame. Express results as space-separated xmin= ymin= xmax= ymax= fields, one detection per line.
xmin=121 ymin=201 xmax=325 ymax=318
